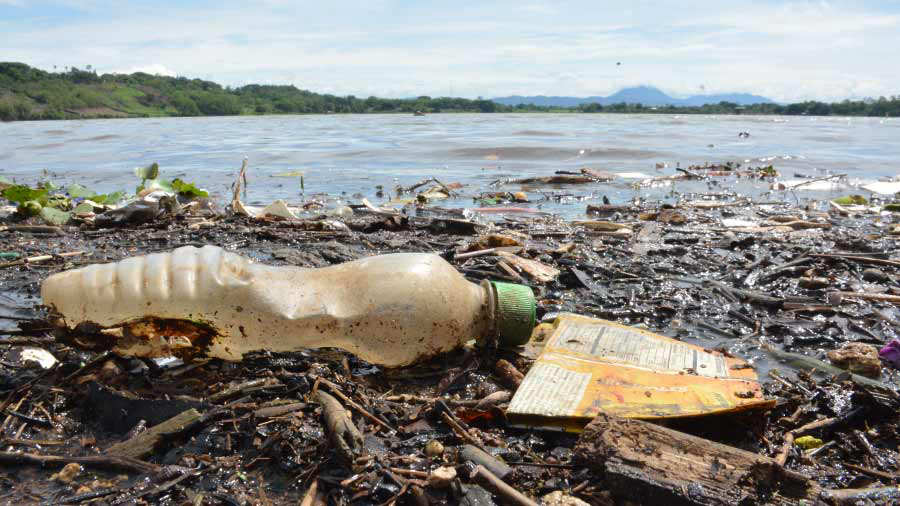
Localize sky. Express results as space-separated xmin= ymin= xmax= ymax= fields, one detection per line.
xmin=1 ymin=0 xmax=898 ymax=102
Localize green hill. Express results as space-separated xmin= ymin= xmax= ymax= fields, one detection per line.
xmin=0 ymin=62 xmax=509 ymax=121
xmin=1 ymin=62 xmax=897 ymax=121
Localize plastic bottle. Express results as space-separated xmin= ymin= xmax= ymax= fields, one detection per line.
xmin=41 ymin=245 xmax=535 ymax=367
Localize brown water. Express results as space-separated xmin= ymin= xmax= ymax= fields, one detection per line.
xmin=1 ymin=113 xmax=898 ymax=217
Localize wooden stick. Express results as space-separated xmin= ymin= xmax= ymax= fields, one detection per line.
xmin=812 ymin=253 xmax=900 ymax=269
xmin=300 ymin=479 xmax=326 ymax=506
xmin=496 ymin=261 xmax=525 ymax=282
xmin=315 ymin=377 xmax=397 ymax=434
xmin=389 ymin=467 xmax=429 ymax=479
xmin=0 ymin=450 xmax=159 ymax=474
xmin=0 ymin=250 xmax=86 ymax=269
xmin=106 ymin=408 xmax=204 ymax=459
xmin=833 ymin=292 xmax=900 ymax=305
xmin=470 ymin=464 xmax=539 ymax=506
xmin=0 ymin=225 xmax=64 ymax=235
xmin=844 ymin=463 xmax=898 ymax=481
xmin=440 ymin=412 xmax=485 ymax=452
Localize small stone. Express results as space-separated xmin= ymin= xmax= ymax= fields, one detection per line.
xmin=98 ymin=360 xmax=122 ymax=379
xmin=862 ymin=268 xmax=890 ymax=283
xmin=657 ymin=209 xmax=687 ymax=224
xmin=51 ymin=463 xmax=82 ymax=483
xmin=427 ymin=466 xmax=456 ymax=488
xmin=827 ymin=342 xmax=882 ymax=378
xmin=424 ymin=439 xmax=444 ymax=457
xmin=542 ymin=490 xmax=591 ymax=506
xmin=798 ymin=277 xmax=829 ymax=289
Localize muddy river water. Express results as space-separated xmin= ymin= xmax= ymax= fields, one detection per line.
xmin=1 ymin=113 xmax=898 ymax=217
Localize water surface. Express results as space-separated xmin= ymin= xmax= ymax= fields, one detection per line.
xmin=1 ymin=113 xmax=897 ymax=217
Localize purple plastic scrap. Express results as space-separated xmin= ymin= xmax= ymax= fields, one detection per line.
xmin=879 ymin=339 xmax=900 ymax=369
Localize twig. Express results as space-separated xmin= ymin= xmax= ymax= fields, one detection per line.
xmin=3 ymin=409 xmax=51 ymax=428
xmin=382 ymin=394 xmax=483 ymax=407
xmin=62 ymin=351 xmax=111 ymax=382
xmin=844 ymin=463 xmax=898 ymax=481
xmin=0 ymin=450 xmax=159 ymax=474
xmin=314 ymin=377 xmax=397 ymax=434
xmin=811 ymin=253 xmax=900 ymax=269
xmin=833 ymin=292 xmax=900 ymax=305
xmin=106 ymin=408 xmax=205 ymax=459
xmin=470 ymin=464 xmax=539 ymax=506
xmin=792 ymin=415 xmax=842 ymax=436
xmin=0 ymin=250 xmax=86 ymax=269
xmin=0 ymin=337 xmax=55 ymax=346
xmin=127 ymin=470 xmax=200 ymax=501
xmin=768 ymin=370 xmax=812 ymax=396
xmin=389 ymin=467 xmax=428 ymax=479
xmin=441 ymin=411 xmax=485 ymax=452
xmin=300 ymin=479 xmax=326 ymax=506
xmin=208 ymin=378 xmax=271 ymax=403
xmin=0 ymin=225 xmax=64 ymax=235
xmin=315 ymin=390 xmax=364 ymax=463
xmin=775 ymin=432 xmax=794 ymax=466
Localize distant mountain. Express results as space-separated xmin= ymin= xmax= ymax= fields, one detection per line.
xmin=493 ymin=86 xmax=774 ymax=107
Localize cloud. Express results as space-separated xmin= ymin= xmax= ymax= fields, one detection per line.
xmin=2 ymin=0 xmax=899 ymax=102
xmin=109 ymin=64 xmax=178 ymax=77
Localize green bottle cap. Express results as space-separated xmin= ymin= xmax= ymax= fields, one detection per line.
xmin=490 ymin=281 xmax=536 ymax=346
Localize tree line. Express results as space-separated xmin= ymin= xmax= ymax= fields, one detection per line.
xmin=1 ymin=62 xmax=897 ymax=121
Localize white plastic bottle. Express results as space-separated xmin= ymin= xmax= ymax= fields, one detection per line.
xmin=41 ymin=245 xmax=535 ymax=367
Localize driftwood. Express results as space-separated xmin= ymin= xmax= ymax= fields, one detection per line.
xmin=575 ymin=413 xmax=821 ymax=505
xmin=496 ymin=251 xmax=559 ymax=283
xmin=0 ymin=450 xmax=159 ymax=474
xmin=512 ymin=175 xmax=594 ymax=185
xmin=106 ymin=408 xmax=204 ymax=458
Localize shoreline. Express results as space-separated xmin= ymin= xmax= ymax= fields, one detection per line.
xmin=1 ymin=165 xmax=899 ymax=503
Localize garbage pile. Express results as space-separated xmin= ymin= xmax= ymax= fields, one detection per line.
xmin=1 ymin=161 xmax=900 ymax=504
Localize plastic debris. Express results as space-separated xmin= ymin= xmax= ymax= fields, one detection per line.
xmin=795 ymin=436 xmax=825 ymax=450
xmin=507 ymin=314 xmax=774 ymax=431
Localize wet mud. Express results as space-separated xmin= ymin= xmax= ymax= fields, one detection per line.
xmin=1 ymin=176 xmax=900 ymax=504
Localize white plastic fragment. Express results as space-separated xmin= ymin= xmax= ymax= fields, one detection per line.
xmin=21 ymin=347 xmax=58 ymax=369
xmin=861 ymin=181 xmax=900 ymax=196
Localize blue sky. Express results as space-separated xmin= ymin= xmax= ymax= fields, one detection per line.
xmin=2 ymin=0 xmax=898 ymax=102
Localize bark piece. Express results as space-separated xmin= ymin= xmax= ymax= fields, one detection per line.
xmin=106 ymin=408 xmax=204 ymax=459
xmin=496 ymin=252 xmax=560 ymax=283
xmin=574 ymin=413 xmax=820 ymax=506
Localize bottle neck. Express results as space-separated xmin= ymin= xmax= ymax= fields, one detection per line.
xmin=477 ymin=279 xmax=498 ymax=342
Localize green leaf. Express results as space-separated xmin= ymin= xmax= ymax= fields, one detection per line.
xmin=93 ymin=191 xmax=126 ymax=205
xmin=141 ymin=178 xmax=174 ymax=193
xmin=67 ymin=184 xmax=94 ymax=199
xmin=17 ymin=200 xmax=42 ymax=216
xmin=833 ymin=195 xmax=868 ymax=205
xmin=43 ymin=194 xmax=70 ymax=209
xmin=40 ymin=206 xmax=71 ymax=225
xmin=1 ymin=185 xmax=49 ymax=205
xmin=73 ymin=202 xmax=94 ymax=214
xmin=171 ymin=179 xmax=209 ymax=198
xmin=134 ymin=162 xmax=160 ymax=180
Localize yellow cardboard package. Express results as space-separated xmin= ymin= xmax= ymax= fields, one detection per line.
xmin=507 ymin=314 xmax=775 ymax=432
